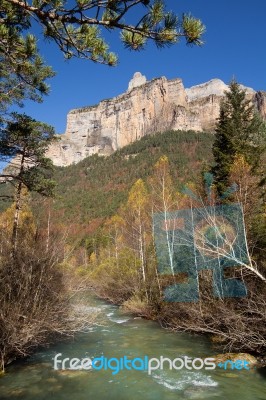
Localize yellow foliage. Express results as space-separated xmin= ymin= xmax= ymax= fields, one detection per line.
xmin=127 ymin=179 xmax=149 ymax=210
xmin=155 ymin=155 xmax=169 ymax=170
xmin=230 ymin=154 xmax=251 ymax=176
xmin=0 ymin=203 xmax=36 ymax=238
xmin=105 ymin=214 xmax=125 ymax=230
xmin=89 ymin=251 xmax=97 ymax=264
xmin=90 ymin=247 xmax=139 ymax=281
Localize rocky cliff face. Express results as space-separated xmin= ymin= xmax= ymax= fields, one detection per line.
xmin=47 ymin=73 xmax=265 ymax=166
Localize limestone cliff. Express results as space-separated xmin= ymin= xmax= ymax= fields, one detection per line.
xmin=47 ymin=73 xmax=265 ymax=166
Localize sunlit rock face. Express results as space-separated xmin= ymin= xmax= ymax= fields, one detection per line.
xmin=46 ymin=74 xmax=264 ymax=166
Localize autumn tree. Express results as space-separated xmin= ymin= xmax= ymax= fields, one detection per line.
xmin=148 ymin=155 xmax=177 ymax=277
xmin=105 ymin=214 xmax=125 ymax=263
xmin=0 ymin=203 xmax=96 ymax=373
xmin=229 ymin=154 xmax=266 ymax=273
xmin=124 ymin=179 xmax=150 ymax=293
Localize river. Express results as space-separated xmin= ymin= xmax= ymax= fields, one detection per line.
xmin=0 ymin=293 xmax=265 ymax=400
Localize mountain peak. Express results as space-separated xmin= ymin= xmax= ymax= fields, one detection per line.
xmin=46 ymin=75 xmax=265 ymax=166
xmin=127 ymin=72 xmax=147 ymax=92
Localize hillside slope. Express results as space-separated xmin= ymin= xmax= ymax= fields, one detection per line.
xmin=0 ymin=130 xmax=213 ymax=241
xmin=47 ymin=130 xmax=213 ymax=239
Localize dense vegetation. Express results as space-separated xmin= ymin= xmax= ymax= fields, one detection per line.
xmin=42 ymin=130 xmax=213 ymax=237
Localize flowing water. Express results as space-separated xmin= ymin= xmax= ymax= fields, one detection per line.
xmin=0 ymin=293 xmax=265 ymax=400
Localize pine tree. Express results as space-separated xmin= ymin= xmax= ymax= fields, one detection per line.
xmin=212 ymin=80 xmax=266 ymax=195
xmin=0 ymin=113 xmax=57 ymax=251
xmin=0 ymin=5 xmax=54 ymax=114
xmin=1 ymin=1 xmax=205 ymax=65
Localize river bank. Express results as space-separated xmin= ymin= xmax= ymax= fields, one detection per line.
xmin=91 ymin=285 xmax=266 ymax=365
xmin=1 ymin=291 xmax=265 ymax=400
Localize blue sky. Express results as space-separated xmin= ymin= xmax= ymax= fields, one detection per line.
xmin=22 ymin=0 xmax=266 ymax=134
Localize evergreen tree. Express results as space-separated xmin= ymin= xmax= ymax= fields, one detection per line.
xmin=0 ymin=2 xmax=54 ymax=113
xmin=212 ymin=80 xmax=266 ymax=195
xmin=1 ymin=1 xmax=205 ymax=66
xmin=0 ymin=113 xmax=57 ymax=250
